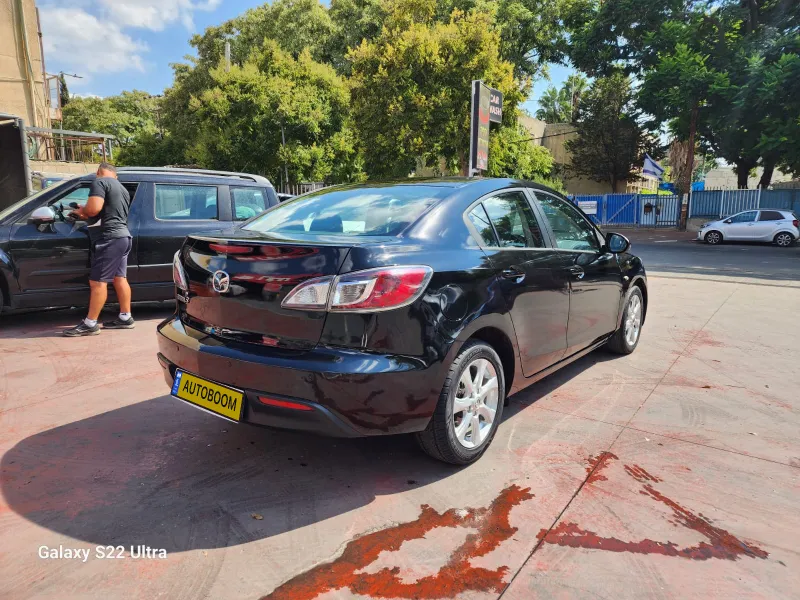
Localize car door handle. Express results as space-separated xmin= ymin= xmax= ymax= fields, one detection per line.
xmin=500 ymin=268 xmax=526 ymax=283
xmin=569 ymin=266 xmax=585 ymax=280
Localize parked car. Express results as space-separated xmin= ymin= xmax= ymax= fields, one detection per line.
xmin=158 ymin=178 xmax=648 ymax=464
xmin=698 ymin=209 xmax=799 ymax=247
xmin=0 ymin=168 xmax=278 ymax=313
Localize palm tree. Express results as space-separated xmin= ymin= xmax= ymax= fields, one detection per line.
xmin=535 ymin=86 xmax=571 ymax=123
xmin=563 ymin=74 xmax=588 ymax=121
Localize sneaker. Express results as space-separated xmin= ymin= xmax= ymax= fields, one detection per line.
xmin=103 ymin=316 xmax=135 ymax=329
xmin=63 ymin=321 xmax=101 ymax=337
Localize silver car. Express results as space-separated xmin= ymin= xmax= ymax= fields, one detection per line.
xmin=698 ymin=209 xmax=799 ymax=247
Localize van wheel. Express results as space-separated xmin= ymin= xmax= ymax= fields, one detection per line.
xmin=607 ymin=287 xmax=644 ymax=355
xmin=774 ymin=232 xmax=795 ymax=247
xmin=704 ymin=230 xmax=722 ymax=245
xmin=416 ymin=341 xmax=505 ymax=465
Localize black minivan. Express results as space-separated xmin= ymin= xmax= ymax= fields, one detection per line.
xmin=158 ymin=178 xmax=648 ymax=465
xmin=0 ymin=168 xmax=278 ymax=312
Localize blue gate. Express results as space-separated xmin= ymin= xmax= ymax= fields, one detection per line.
xmin=570 ymin=194 xmax=680 ymax=227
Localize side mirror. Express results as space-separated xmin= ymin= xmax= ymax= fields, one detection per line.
xmin=30 ymin=206 xmax=56 ymax=224
xmin=606 ymin=232 xmax=630 ymax=254
xmin=724 ymin=218 xmax=732 ymax=224
xmin=69 ymin=201 xmax=80 ymax=209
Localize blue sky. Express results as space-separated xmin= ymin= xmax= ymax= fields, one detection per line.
xmin=41 ymin=0 xmax=572 ymax=113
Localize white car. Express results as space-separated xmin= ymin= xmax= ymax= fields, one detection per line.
xmin=698 ymin=209 xmax=799 ymax=247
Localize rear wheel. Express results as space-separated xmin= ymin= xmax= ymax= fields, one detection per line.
xmin=607 ymin=287 xmax=644 ymax=355
xmin=774 ymin=232 xmax=795 ymax=247
xmin=704 ymin=230 xmax=722 ymax=245
xmin=416 ymin=341 xmax=504 ymax=465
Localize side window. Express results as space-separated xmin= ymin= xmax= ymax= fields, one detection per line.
xmin=232 ymin=187 xmax=268 ymax=221
xmin=156 ymin=184 xmax=218 ymax=220
xmin=536 ymin=193 xmax=600 ymax=252
xmin=49 ymin=186 xmax=90 ymax=210
xmin=482 ymin=192 xmax=544 ymax=248
xmin=467 ymin=204 xmax=497 ymax=246
xmin=729 ymin=211 xmax=757 ymax=223
xmin=758 ymin=210 xmax=784 ymax=221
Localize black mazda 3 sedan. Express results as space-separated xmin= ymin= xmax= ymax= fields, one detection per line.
xmin=157 ymin=178 xmax=647 ymax=464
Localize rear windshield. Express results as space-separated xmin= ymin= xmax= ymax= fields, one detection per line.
xmin=243 ymin=185 xmax=449 ymax=237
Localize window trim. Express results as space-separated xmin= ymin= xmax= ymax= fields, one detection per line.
xmin=153 ymin=182 xmax=221 ymax=222
xmin=462 ymin=187 xmax=552 ymax=251
xmin=531 ymin=190 xmax=606 ymax=254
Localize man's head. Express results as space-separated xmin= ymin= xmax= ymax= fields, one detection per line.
xmin=97 ymin=162 xmax=117 ymax=179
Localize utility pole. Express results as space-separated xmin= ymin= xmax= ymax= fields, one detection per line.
xmin=280 ymin=120 xmax=289 ymax=190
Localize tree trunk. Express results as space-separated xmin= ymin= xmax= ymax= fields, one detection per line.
xmin=759 ymin=160 xmax=775 ymax=189
xmin=734 ymin=160 xmax=755 ymax=189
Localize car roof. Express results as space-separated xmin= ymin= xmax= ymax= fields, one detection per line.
xmin=310 ymin=177 xmax=566 ymax=196
xmin=74 ymin=168 xmax=272 ymax=187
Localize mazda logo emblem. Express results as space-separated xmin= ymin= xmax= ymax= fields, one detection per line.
xmin=211 ymin=270 xmax=230 ymax=293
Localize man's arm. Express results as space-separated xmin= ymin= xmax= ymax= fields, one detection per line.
xmin=73 ymin=195 xmax=104 ymax=219
xmin=71 ymin=180 xmax=106 ymax=220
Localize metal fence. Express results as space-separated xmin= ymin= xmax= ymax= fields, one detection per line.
xmin=277 ymin=182 xmax=326 ymax=196
xmin=688 ymin=188 xmax=800 ymax=218
xmin=569 ymin=193 xmax=681 ymax=228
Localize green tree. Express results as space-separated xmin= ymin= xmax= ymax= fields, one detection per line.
xmin=58 ymin=74 xmax=70 ymax=108
xmin=349 ymin=0 xmax=526 ymax=177
xmin=184 ymin=41 xmax=360 ymax=184
xmin=488 ymin=124 xmax=560 ymax=187
xmin=566 ymin=73 xmax=655 ymax=192
xmin=62 ymin=91 xmax=158 ymax=147
xmin=535 ymin=73 xmax=587 ymax=123
xmin=535 ymin=86 xmax=570 ymax=123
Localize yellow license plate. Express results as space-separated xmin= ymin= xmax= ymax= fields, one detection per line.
xmin=171 ymin=371 xmax=243 ymax=421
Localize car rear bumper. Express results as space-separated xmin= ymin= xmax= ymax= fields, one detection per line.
xmin=156 ymin=315 xmax=446 ymax=437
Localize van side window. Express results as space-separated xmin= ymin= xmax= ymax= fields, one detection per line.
xmin=156 ymin=184 xmax=218 ymax=220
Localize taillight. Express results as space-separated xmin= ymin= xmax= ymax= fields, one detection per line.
xmin=173 ymin=251 xmax=188 ymax=291
xmin=281 ymin=266 xmax=433 ymax=312
xmin=281 ymin=276 xmax=334 ymax=310
xmin=793 ymin=219 xmax=798 ymax=228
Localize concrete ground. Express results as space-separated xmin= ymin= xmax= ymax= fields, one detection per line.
xmin=1 ymin=261 xmax=799 ymax=598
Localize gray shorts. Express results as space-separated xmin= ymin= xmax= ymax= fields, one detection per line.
xmin=90 ymin=237 xmax=132 ymax=283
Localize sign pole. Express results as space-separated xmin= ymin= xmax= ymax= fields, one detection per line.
xmin=468 ymin=80 xmax=478 ymax=177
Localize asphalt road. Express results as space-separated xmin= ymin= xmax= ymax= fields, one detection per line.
xmin=623 ymin=232 xmax=800 ymax=282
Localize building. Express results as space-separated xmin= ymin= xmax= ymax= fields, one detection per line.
xmin=703 ymin=166 xmax=794 ymax=190
xmin=519 ymin=117 xmax=633 ymax=195
xmin=1 ymin=0 xmax=51 ymax=129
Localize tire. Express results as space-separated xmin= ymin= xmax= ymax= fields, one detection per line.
xmin=774 ymin=232 xmax=795 ymax=247
xmin=704 ymin=230 xmax=723 ymax=245
xmin=607 ymin=286 xmax=644 ymax=355
xmin=416 ymin=340 xmax=505 ymax=465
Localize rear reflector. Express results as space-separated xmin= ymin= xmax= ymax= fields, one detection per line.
xmin=258 ymin=396 xmax=314 ymax=411
xmin=209 ymin=243 xmax=253 ymax=255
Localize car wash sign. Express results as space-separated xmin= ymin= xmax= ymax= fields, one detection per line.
xmin=469 ymin=81 xmax=503 ymax=174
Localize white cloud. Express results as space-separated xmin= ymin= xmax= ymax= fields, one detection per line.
xmin=40 ymin=7 xmax=148 ymax=74
xmin=98 ymin=0 xmax=223 ymax=31
xmin=72 ymin=93 xmax=104 ymax=99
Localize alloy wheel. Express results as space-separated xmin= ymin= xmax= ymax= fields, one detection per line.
xmin=625 ymin=294 xmax=642 ymax=347
xmin=776 ymin=233 xmax=793 ymax=247
xmin=706 ymin=231 xmax=721 ymax=244
xmin=452 ymin=358 xmax=499 ymax=449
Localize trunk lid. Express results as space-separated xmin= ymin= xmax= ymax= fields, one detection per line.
xmin=180 ymin=230 xmax=353 ymax=350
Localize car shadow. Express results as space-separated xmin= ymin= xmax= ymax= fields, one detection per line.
xmin=0 ymin=347 xmax=600 ymax=553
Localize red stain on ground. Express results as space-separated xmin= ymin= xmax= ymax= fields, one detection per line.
xmin=624 ymin=465 xmax=663 ymax=483
xmin=261 ymin=485 xmax=534 ymax=600
xmin=538 ymin=459 xmax=768 ymax=561
xmin=585 ymin=451 xmax=618 ymax=484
